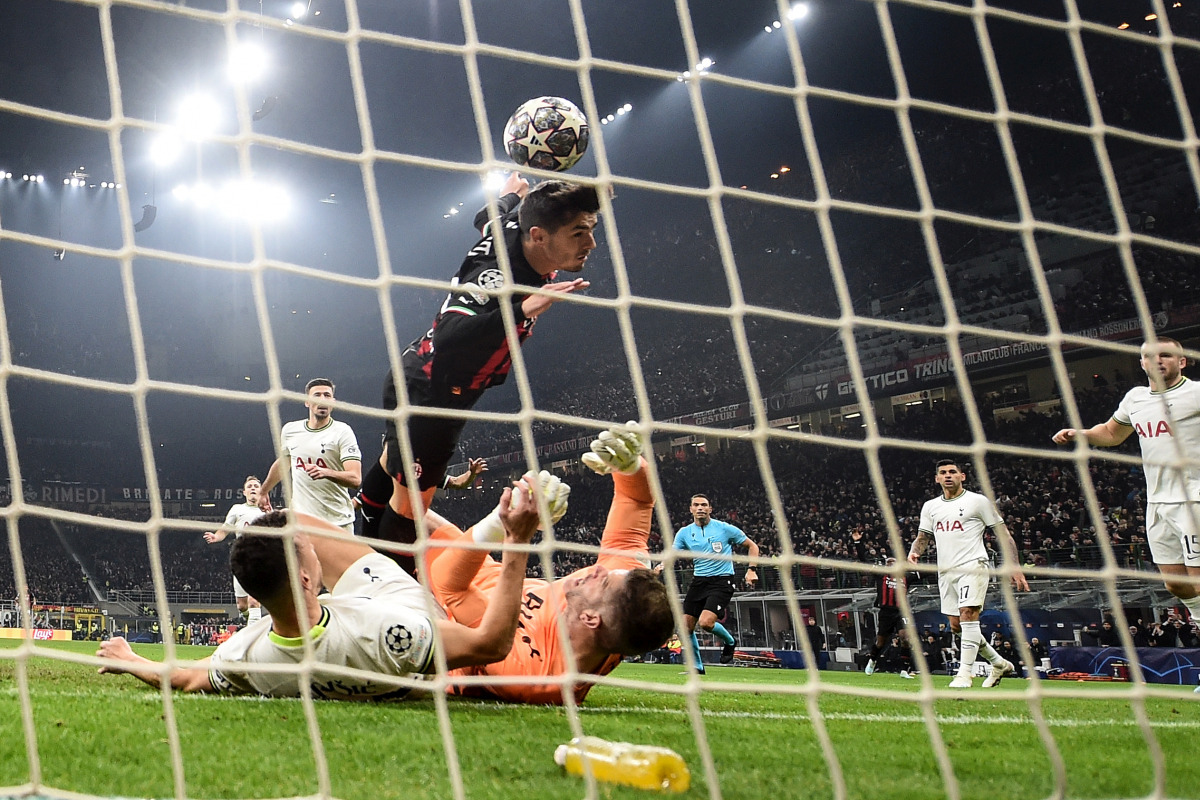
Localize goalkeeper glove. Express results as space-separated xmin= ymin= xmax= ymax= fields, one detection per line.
xmin=581 ymin=422 xmax=643 ymax=475
xmin=529 ymin=469 xmax=571 ymax=526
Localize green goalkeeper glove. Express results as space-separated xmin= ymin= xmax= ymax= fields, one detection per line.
xmin=581 ymin=422 xmax=643 ymax=475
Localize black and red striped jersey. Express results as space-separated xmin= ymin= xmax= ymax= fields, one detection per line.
xmin=401 ymin=193 xmax=551 ymax=403
xmin=876 ymin=572 xmax=907 ymax=608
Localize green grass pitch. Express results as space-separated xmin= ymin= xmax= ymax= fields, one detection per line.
xmin=1 ymin=640 xmax=1197 ymax=799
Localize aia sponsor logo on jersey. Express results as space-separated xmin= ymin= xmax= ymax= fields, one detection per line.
xmin=1135 ymin=420 xmax=1172 ymax=438
xmin=935 ymin=520 xmax=965 ymax=532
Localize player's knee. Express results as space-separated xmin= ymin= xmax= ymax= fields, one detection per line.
xmin=948 ymin=620 xmax=962 ymax=634
xmin=1164 ymin=579 xmax=1197 ymax=600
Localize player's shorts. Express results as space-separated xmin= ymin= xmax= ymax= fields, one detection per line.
xmin=938 ymin=559 xmax=990 ymax=617
xmin=233 ymin=575 xmax=249 ymax=600
xmin=382 ymin=370 xmax=474 ymax=492
xmin=876 ymin=605 xmax=905 ymax=639
xmin=334 ymin=552 xmax=441 ymax=616
xmin=1146 ymin=501 xmax=1200 ymax=567
xmin=682 ymin=575 xmax=737 ymax=619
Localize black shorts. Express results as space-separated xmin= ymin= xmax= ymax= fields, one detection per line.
xmin=382 ymin=371 xmax=474 ymax=492
xmin=876 ymin=606 xmax=905 ymax=640
xmin=682 ymin=575 xmax=737 ymax=620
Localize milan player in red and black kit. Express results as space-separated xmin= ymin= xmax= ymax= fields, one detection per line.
xmin=864 ymin=556 xmax=910 ymax=676
xmin=357 ymin=174 xmax=601 ymax=574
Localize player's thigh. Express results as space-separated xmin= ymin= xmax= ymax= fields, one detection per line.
xmin=877 ymin=607 xmax=905 ymax=640
xmin=682 ymin=578 xmax=708 ymax=620
xmin=1147 ymin=503 xmax=1200 ymax=568
xmin=939 ymin=564 xmax=987 ymax=616
xmin=701 ymin=576 xmax=736 ymax=620
xmin=386 ymin=415 xmax=466 ymax=491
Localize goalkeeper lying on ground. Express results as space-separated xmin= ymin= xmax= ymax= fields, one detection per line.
xmin=96 ymin=477 xmax=547 ymax=699
xmin=422 ymin=423 xmax=675 ymax=705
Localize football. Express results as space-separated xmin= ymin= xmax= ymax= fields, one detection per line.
xmin=503 ymin=96 xmax=589 ymax=172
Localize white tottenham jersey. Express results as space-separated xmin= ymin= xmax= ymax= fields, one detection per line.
xmin=209 ymin=554 xmax=436 ymax=699
xmin=918 ymin=489 xmax=1002 ymax=570
xmin=223 ymin=503 xmax=262 ymax=532
xmin=1113 ymin=377 xmax=1200 ymax=504
xmin=279 ymin=419 xmax=361 ymax=527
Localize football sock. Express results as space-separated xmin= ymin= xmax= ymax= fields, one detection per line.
xmin=977 ymin=638 xmax=1005 ymax=666
xmin=689 ymin=631 xmax=704 ymax=671
xmin=247 ymin=606 xmax=262 ymax=623
xmin=711 ymin=622 xmax=735 ymax=646
xmin=356 ymin=462 xmax=393 ymax=539
xmin=958 ymin=621 xmax=983 ymax=675
xmin=377 ymin=506 xmax=418 ymax=578
xmin=1180 ymin=595 xmax=1200 ymax=622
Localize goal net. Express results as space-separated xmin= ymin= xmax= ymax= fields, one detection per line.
xmin=0 ymin=0 xmax=1198 ymax=798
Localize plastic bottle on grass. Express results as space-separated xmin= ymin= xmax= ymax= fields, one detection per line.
xmin=554 ymin=736 xmax=690 ymax=793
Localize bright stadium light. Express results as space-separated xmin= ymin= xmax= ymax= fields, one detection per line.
xmin=220 ymin=179 xmax=290 ymax=222
xmin=291 ymin=1 xmax=307 ymax=18
xmin=484 ymin=170 xmax=508 ymax=193
xmin=63 ymin=178 xmax=71 ymax=185
xmin=150 ymin=131 xmax=185 ymax=165
xmin=176 ymin=93 xmax=221 ymax=138
xmin=36 ymin=174 xmax=44 ymax=183
xmin=228 ymin=40 xmax=269 ymax=84
xmin=789 ymin=3 xmax=810 ymax=20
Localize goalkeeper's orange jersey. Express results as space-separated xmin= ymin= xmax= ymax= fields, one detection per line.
xmin=432 ymin=469 xmax=653 ymax=705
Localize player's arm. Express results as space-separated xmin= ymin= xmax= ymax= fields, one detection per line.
xmin=435 ymin=480 xmax=541 ymax=669
xmin=737 ymin=534 xmax=760 ymax=587
xmin=473 ymin=178 xmax=526 ymax=233
xmin=907 ymin=530 xmax=934 ymax=564
xmin=1052 ymin=417 xmax=1133 ymax=447
xmin=304 ymin=458 xmax=361 ymax=490
xmin=258 ymin=456 xmax=285 ymax=511
xmin=988 ymin=520 xmax=1030 ymax=591
xmin=582 ymin=424 xmax=656 ymax=562
xmin=443 ymin=458 xmax=488 ymax=490
xmin=96 ymin=637 xmax=214 ymax=693
xmin=204 ymin=507 xmax=242 ymax=543
xmin=294 ymin=513 xmax=373 ymax=588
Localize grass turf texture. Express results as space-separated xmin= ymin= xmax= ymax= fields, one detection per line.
xmin=1 ymin=641 xmax=1197 ymax=799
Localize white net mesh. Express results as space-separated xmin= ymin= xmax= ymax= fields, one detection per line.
xmin=1 ymin=0 xmax=1199 ymax=798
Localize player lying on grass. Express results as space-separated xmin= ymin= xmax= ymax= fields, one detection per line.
xmin=96 ymin=477 xmax=547 ymax=699
xmin=420 ymin=423 xmax=675 ymax=705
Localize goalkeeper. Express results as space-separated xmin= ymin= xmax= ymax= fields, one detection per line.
xmin=95 ymin=477 xmax=548 ymax=699
xmin=420 ymin=423 xmax=675 ymax=705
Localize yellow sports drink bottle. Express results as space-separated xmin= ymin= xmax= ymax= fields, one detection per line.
xmin=554 ymin=736 xmax=690 ymax=793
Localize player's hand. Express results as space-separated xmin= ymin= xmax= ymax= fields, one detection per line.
xmin=907 ymin=552 xmax=920 ymax=565
xmin=1012 ymin=571 xmax=1030 ymax=592
xmin=522 ymin=469 xmax=570 ymax=526
xmin=1052 ymin=428 xmax=1078 ymax=445
xmin=203 ymin=531 xmax=225 ymax=544
xmin=257 ymin=494 xmax=273 ymax=513
xmin=499 ymin=478 xmax=541 ymax=544
xmin=96 ymin=637 xmax=136 ymax=673
xmin=303 ymin=463 xmax=331 ymax=480
xmin=468 ymin=458 xmax=489 ymax=478
xmin=745 ymin=568 xmax=758 ymax=588
xmin=500 ymin=172 xmax=529 ymax=198
xmin=520 ymin=279 xmax=589 ymax=320
xmin=582 ymin=422 xmax=643 ymax=475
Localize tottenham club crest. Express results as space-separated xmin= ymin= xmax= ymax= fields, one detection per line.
xmin=385 ymin=624 xmax=413 ymax=655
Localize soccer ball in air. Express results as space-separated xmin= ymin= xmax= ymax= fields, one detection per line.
xmin=504 ymin=96 xmax=589 ymax=172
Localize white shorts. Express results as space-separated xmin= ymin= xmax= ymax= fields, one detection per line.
xmin=233 ymin=575 xmax=250 ymax=599
xmin=332 ymin=553 xmax=440 ymax=617
xmin=1146 ymin=502 xmax=1200 ymax=567
xmin=939 ymin=559 xmax=990 ymax=617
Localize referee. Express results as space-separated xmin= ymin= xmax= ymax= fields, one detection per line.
xmin=865 ymin=556 xmax=909 ymax=676
xmin=672 ymin=494 xmax=760 ymax=674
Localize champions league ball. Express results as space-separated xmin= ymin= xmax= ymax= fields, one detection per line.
xmin=504 ymin=96 xmax=589 ymax=172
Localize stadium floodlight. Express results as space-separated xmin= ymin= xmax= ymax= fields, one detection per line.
xmin=291 ymin=1 xmax=307 ymax=18
xmin=789 ymin=3 xmax=809 ymax=20
xmin=176 ymin=93 xmax=221 ymax=138
xmin=22 ymin=174 xmax=29 ymax=181
xmin=35 ymin=174 xmax=44 ymax=183
xmin=220 ymin=179 xmax=290 ymax=222
xmin=484 ymin=170 xmax=508 ymax=193
xmin=228 ymin=40 xmax=269 ymax=84
xmin=150 ymin=130 xmax=184 ymax=165
xmin=63 ymin=178 xmax=71 ymax=185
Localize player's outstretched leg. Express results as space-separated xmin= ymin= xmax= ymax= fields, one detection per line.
xmin=682 ymin=631 xmax=706 ymax=675
xmin=355 ymin=460 xmax=393 ymax=540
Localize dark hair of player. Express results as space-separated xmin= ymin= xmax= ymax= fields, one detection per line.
xmin=604 ymin=568 xmax=674 ymax=656
xmin=935 ymin=459 xmax=959 ymax=471
xmin=691 ymin=493 xmax=710 ymax=504
xmin=230 ymin=511 xmax=297 ymax=604
xmin=518 ymin=180 xmax=600 ymax=236
xmin=305 ymin=378 xmax=335 ymax=393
